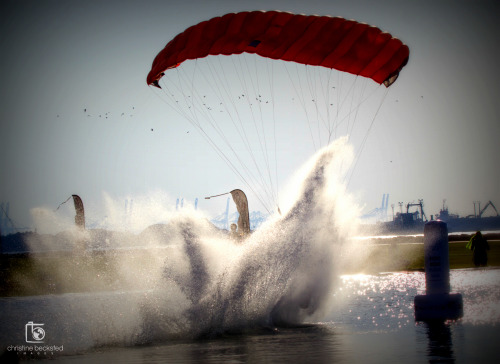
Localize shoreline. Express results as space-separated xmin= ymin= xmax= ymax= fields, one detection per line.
xmin=1 ymin=234 xmax=499 ymax=297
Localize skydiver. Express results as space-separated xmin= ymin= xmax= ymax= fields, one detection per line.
xmin=229 ymin=223 xmax=240 ymax=241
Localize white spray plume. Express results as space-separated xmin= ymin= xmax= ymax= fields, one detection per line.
xmin=18 ymin=137 xmax=365 ymax=346
xmin=141 ymin=137 xmax=362 ymax=339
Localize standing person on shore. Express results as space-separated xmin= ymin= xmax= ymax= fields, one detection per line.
xmin=466 ymin=231 xmax=490 ymax=267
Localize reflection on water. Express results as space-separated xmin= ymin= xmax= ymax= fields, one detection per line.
xmin=423 ymin=321 xmax=454 ymax=363
xmin=1 ymin=268 xmax=499 ymax=363
xmin=452 ymin=269 xmax=500 ymax=325
xmin=330 ymin=268 xmax=500 ymax=363
xmin=45 ymin=326 xmax=344 ymax=364
xmin=329 ymin=272 xmax=422 ymax=330
xmin=330 ymin=268 xmax=500 ymax=329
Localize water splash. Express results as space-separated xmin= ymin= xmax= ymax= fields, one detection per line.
xmin=137 ymin=137 xmax=361 ymax=340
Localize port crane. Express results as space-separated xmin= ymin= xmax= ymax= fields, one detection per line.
xmin=406 ymin=199 xmax=427 ymax=222
xmin=478 ymin=200 xmax=499 ymax=218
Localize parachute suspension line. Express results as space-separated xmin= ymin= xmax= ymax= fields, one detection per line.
xmin=316 ymin=66 xmax=330 ymax=146
xmin=190 ymin=59 xmax=198 ymax=97
xmin=345 ymin=87 xmax=390 ymax=188
xmin=335 ymin=74 xmax=359 ymax=140
xmin=251 ymin=55 xmax=278 ymax=209
xmin=323 ymin=71 xmax=355 ymax=146
xmin=228 ymin=56 xmax=261 ymax=156
xmin=329 ymin=79 xmax=386 ymax=139
xmin=195 ymin=57 xmax=274 ymax=214
xmin=315 ymin=67 xmax=328 ymax=146
xmin=186 ymin=59 xmax=198 ymax=119
xmin=343 ymin=76 xmax=360 ymax=142
xmin=199 ymin=62 xmax=237 ymax=140
xmin=326 ymin=69 xmax=337 ymax=143
xmin=347 ymin=77 xmax=369 ymax=137
xmin=160 ymin=72 xmax=235 ymax=170
xmin=297 ymin=64 xmax=319 ymax=151
xmin=216 ymin=57 xmax=277 ymax=213
xmin=334 ymin=71 xmax=343 ymax=142
xmin=195 ymin=59 xmax=258 ymax=181
xmin=316 ymin=66 xmax=334 ymax=146
xmin=240 ymin=55 xmax=276 ymax=206
xmin=284 ymin=63 xmax=317 ymax=152
xmin=339 ymin=76 xmax=366 ymax=178
xmin=159 ymin=70 xmax=257 ymax=207
xmin=210 ymin=60 xmax=262 ymax=178
xmin=220 ymin=62 xmax=274 ymax=206
xmin=305 ymin=66 xmax=323 ymax=148
xmin=173 ymin=67 xmax=234 ymax=155
xmin=332 ymin=71 xmax=345 ymax=177
xmin=183 ymin=61 xmax=242 ymax=156
xmin=334 ymin=73 xmax=360 ymax=138
xmin=200 ymin=58 xmax=274 ymax=213
xmin=231 ymin=55 xmax=277 ymax=208
xmin=266 ymin=59 xmax=280 ymax=213
xmin=346 ymin=76 xmax=359 ymax=138
xmin=151 ymin=76 xmax=192 ymax=121
xmin=186 ymin=59 xmax=205 ymax=122
xmin=174 ymin=67 xmax=203 ymax=123
xmin=179 ymin=62 xmax=205 ymax=125
xmin=325 ymin=70 xmax=333 ymax=144
xmin=203 ymin=58 xmax=258 ymax=171
xmin=342 ymin=76 xmax=358 ymax=140
xmin=152 ymin=82 xmax=219 ymax=156
xmin=164 ymin=67 xmax=273 ymax=215
xmin=318 ymin=67 xmax=334 ymax=144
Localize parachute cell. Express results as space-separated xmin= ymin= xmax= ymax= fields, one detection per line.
xmin=147 ymin=11 xmax=409 ymax=87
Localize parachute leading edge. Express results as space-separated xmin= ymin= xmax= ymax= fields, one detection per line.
xmin=147 ymin=11 xmax=409 ymax=88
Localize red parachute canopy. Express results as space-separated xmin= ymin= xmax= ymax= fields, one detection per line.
xmin=147 ymin=11 xmax=409 ymax=88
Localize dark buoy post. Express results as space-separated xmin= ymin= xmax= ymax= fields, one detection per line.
xmin=414 ymin=221 xmax=463 ymax=321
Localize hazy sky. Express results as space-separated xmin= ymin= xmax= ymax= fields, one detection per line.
xmin=1 ymin=0 xmax=499 ymax=229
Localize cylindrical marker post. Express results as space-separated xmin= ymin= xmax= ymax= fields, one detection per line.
xmin=424 ymin=221 xmax=450 ymax=295
xmin=414 ymin=221 xmax=463 ymax=321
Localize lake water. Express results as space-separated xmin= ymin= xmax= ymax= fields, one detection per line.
xmin=2 ymin=267 xmax=499 ymax=363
